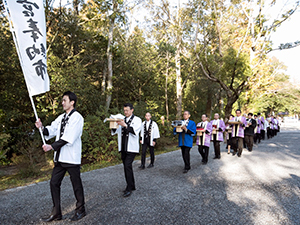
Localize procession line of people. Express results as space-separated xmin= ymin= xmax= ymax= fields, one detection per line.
xmin=34 ymin=93 xmax=281 ymax=222
xmin=173 ymin=109 xmax=281 ymax=174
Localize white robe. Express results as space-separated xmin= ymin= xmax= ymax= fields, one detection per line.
xmin=140 ymin=120 xmax=160 ymax=146
xmin=112 ymin=115 xmax=142 ymax=153
xmin=45 ymin=111 xmax=84 ymax=165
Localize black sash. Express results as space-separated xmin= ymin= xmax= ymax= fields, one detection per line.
xmin=55 ymin=109 xmax=76 ymax=163
xmin=121 ymin=114 xmax=135 ymax=152
xmin=182 ymin=120 xmax=189 ymax=146
xmin=234 ymin=117 xmax=238 ymax=137
xmin=144 ymin=120 xmax=153 ymax=143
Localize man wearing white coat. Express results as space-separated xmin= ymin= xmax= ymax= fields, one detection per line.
xmin=112 ymin=103 xmax=142 ymax=197
xmin=35 ymin=91 xmax=85 ymax=222
xmin=139 ymin=112 xmax=160 ymax=169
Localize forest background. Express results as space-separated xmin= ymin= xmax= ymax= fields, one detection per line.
xmin=0 ymin=0 xmax=300 ymax=189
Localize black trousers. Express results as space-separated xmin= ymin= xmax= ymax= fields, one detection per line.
xmin=267 ymin=128 xmax=272 ymax=139
xmin=232 ymin=137 xmax=244 ymax=156
xmin=50 ymin=162 xmax=85 ymax=216
xmin=141 ymin=141 xmax=155 ymax=166
xmin=261 ymin=130 xmax=265 ymax=140
xmin=198 ymin=145 xmax=209 ymax=163
xmin=212 ymin=140 xmax=221 ymax=158
xmin=254 ymin=133 xmax=261 ymax=144
xmin=244 ymin=135 xmax=254 ymax=151
xmin=121 ymin=151 xmax=136 ymax=191
xmin=181 ymin=146 xmax=191 ymax=170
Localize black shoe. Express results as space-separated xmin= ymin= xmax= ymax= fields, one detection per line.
xmin=147 ymin=164 xmax=154 ymax=168
xmin=232 ymin=152 xmax=236 ymax=156
xmin=70 ymin=211 xmax=86 ymax=221
xmin=213 ymin=156 xmax=221 ymax=159
xmin=41 ymin=214 xmax=62 ymax=222
xmin=183 ymin=169 xmax=189 ymax=173
xmin=138 ymin=165 xmax=145 ymax=169
xmin=123 ymin=191 xmax=132 ymax=197
xmin=202 ymin=162 xmax=207 ymax=165
xmin=123 ymin=187 xmax=136 ymax=193
xmin=237 ymin=154 xmax=241 ymax=157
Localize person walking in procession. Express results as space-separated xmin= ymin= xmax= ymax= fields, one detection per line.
xmin=35 ymin=91 xmax=86 ymax=222
xmin=139 ymin=112 xmax=160 ymax=169
xmin=173 ymin=111 xmax=196 ymax=173
xmin=244 ymin=113 xmax=257 ymax=152
xmin=210 ymin=113 xmax=226 ymax=159
xmin=196 ymin=114 xmax=212 ymax=164
xmin=231 ymin=109 xmax=247 ymax=157
xmin=112 ymin=103 xmax=142 ymax=197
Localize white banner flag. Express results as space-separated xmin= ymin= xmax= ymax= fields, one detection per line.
xmin=4 ymin=0 xmax=49 ymax=96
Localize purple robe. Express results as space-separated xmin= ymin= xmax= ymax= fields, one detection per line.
xmin=226 ymin=125 xmax=232 ymax=140
xmin=196 ymin=121 xmax=212 ymax=147
xmin=273 ymin=118 xmax=278 ymax=129
xmin=258 ymin=116 xmax=265 ymax=130
xmin=254 ymin=119 xmax=261 ymax=134
xmin=232 ymin=116 xmax=247 ymax=138
xmin=210 ymin=119 xmax=226 ymax=142
xmin=266 ymin=117 xmax=273 ymax=129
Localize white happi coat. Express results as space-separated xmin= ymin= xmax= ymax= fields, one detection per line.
xmin=45 ymin=111 xmax=84 ymax=165
xmin=140 ymin=120 xmax=160 ymax=146
xmin=112 ymin=115 xmax=142 ymax=153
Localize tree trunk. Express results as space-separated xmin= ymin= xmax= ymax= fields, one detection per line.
xmin=224 ymin=94 xmax=239 ymax=120
xmin=165 ymin=52 xmax=170 ymax=121
xmin=105 ymin=1 xmax=117 ymax=111
xmin=175 ymin=44 xmax=182 ymax=120
xmin=205 ymin=90 xmax=212 ymax=118
xmin=101 ymin=66 xmax=107 ymax=96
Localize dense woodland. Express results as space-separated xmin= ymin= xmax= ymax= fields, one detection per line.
xmin=0 ymin=0 xmax=300 ymax=173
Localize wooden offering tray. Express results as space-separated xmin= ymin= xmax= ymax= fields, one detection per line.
xmin=175 ymin=126 xmax=183 ymax=133
xmin=226 ymin=128 xmax=232 ymax=133
xmin=196 ymin=127 xmax=204 ymax=136
xmin=106 ymin=118 xmax=123 ymax=129
xmin=212 ymin=128 xmax=218 ymax=134
xmin=228 ymin=120 xmax=242 ymax=125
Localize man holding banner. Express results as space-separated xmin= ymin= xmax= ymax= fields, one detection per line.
xmin=4 ymin=1 xmax=87 ymax=222
xmin=35 ymin=91 xmax=86 ymax=222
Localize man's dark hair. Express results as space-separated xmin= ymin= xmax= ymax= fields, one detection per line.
xmin=124 ymin=103 xmax=134 ymax=109
xmin=257 ymin=113 xmax=261 ymax=116
xmin=236 ymin=109 xmax=241 ymax=113
xmin=202 ymin=114 xmax=207 ymax=117
xmin=63 ymin=91 xmax=77 ymax=108
xmin=184 ymin=110 xmax=191 ymax=115
xmin=248 ymin=113 xmax=253 ymax=116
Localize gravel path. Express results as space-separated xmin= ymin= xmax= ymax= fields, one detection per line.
xmin=1 ymin=123 xmax=300 ymax=225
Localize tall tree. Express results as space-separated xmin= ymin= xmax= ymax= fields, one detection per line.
xmin=191 ymin=0 xmax=299 ymax=119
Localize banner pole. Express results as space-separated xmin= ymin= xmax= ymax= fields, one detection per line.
xmin=29 ymin=95 xmax=46 ymax=145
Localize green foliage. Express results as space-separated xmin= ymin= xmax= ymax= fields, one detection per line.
xmin=81 ymin=109 xmax=120 ymax=163
xmin=1 ymin=0 xmax=299 ymax=188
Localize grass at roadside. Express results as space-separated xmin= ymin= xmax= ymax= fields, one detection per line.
xmin=0 ymin=144 xmax=178 ymax=191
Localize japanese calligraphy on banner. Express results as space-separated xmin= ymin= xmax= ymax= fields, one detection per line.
xmin=4 ymin=0 xmax=49 ymax=96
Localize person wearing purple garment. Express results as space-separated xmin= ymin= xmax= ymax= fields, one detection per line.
xmin=210 ymin=113 xmax=226 ymax=159
xmin=231 ymin=109 xmax=247 ymax=157
xmin=257 ymin=113 xmax=265 ymax=140
xmin=196 ymin=114 xmax=212 ymax=164
xmin=266 ymin=114 xmax=273 ymax=139
xmin=225 ymin=115 xmax=234 ymax=154
xmin=253 ymin=115 xmax=261 ymax=144
xmin=272 ymin=115 xmax=278 ymax=136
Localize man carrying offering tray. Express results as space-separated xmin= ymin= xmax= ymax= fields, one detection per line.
xmin=196 ymin=114 xmax=212 ymax=165
xmin=210 ymin=113 xmax=226 ymax=159
xmin=229 ymin=109 xmax=247 ymax=157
